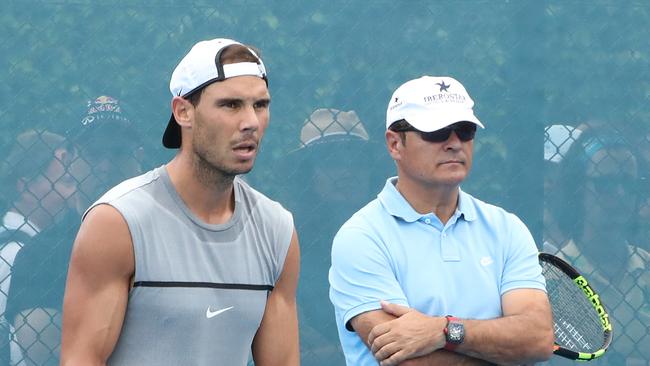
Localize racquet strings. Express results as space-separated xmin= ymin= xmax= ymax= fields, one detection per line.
xmin=541 ymin=261 xmax=605 ymax=353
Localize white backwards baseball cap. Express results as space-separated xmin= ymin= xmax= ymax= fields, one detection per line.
xmin=386 ymin=76 xmax=484 ymax=132
xmin=163 ymin=38 xmax=267 ymax=148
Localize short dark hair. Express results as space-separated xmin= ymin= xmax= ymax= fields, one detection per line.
xmin=387 ymin=119 xmax=411 ymax=131
xmin=388 ymin=119 xmax=411 ymax=145
xmin=185 ymin=44 xmax=263 ymax=107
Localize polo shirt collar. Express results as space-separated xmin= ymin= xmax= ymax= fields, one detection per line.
xmin=377 ymin=177 xmax=477 ymax=223
xmin=458 ymin=188 xmax=477 ymax=221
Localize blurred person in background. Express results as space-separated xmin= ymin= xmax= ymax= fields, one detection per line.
xmin=5 ymin=95 xmax=143 ymax=366
xmin=0 ymin=129 xmax=78 ymax=366
xmin=550 ymin=126 xmax=649 ymax=365
xmin=67 ymin=95 xmax=144 ymax=212
xmin=624 ymin=124 xmax=650 ymax=253
xmin=282 ymin=108 xmax=385 ymax=365
xmin=542 ymin=124 xmax=583 ymax=253
xmin=61 ymin=38 xmax=299 ymax=365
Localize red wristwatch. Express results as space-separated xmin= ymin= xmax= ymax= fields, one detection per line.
xmin=443 ymin=315 xmax=465 ymax=351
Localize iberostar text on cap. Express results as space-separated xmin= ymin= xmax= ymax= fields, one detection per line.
xmin=386 ymin=76 xmax=485 ymax=132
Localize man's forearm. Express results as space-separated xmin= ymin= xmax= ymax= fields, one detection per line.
xmin=366 ymin=299 xmax=552 ymax=366
xmin=450 ymin=313 xmax=553 ymax=366
xmin=397 ymin=313 xmax=548 ymax=366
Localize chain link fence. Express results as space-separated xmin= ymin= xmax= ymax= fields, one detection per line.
xmin=1 ymin=1 xmax=649 ymax=365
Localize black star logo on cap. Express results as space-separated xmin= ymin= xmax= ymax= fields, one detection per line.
xmin=436 ymin=81 xmax=450 ymax=92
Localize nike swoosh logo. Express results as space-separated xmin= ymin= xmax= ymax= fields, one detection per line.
xmin=206 ymin=306 xmax=234 ymax=319
xmin=480 ymin=256 xmax=494 ymax=266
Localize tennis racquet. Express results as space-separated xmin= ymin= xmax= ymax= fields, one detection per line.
xmin=538 ymin=252 xmax=613 ymax=361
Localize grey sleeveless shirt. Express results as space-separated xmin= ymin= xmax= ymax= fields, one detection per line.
xmin=87 ymin=166 xmax=293 ymax=366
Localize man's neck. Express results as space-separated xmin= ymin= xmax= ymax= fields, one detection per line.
xmin=166 ymin=156 xmax=236 ymax=225
xmin=395 ymin=178 xmax=459 ymax=225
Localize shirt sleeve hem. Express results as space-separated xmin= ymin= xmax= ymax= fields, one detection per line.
xmin=342 ymin=298 xmax=409 ymax=332
xmin=501 ymin=280 xmax=547 ymax=295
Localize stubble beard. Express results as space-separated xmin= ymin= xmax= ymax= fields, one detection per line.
xmin=192 ymin=145 xmax=253 ymax=190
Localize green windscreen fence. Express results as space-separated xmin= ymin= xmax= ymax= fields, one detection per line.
xmin=1 ymin=1 xmax=649 ymax=365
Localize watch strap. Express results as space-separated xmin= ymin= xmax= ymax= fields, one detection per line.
xmin=443 ymin=315 xmax=462 ymax=351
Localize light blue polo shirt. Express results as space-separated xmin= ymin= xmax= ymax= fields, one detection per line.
xmin=328 ymin=177 xmax=545 ymax=366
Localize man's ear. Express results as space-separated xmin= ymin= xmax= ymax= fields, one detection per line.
xmin=386 ymin=130 xmax=403 ymax=161
xmin=171 ymin=96 xmax=193 ymax=129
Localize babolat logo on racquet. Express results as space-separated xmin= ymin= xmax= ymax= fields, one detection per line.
xmin=574 ymin=275 xmax=612 ymax=332
xmin=538 ymin=253 xmax=613 ymax=361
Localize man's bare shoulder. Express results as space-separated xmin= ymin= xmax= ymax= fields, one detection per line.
xmin=72 ymin=204 xmax=134 ymax=276
xmin=82 ymin=203 xmax=129 ymax=231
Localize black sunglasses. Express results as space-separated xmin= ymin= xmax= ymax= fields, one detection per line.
xmin=395 ymin=122 xmax=477 ymax=142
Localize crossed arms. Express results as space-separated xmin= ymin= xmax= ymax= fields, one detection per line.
xmin=351 ymin=289 xmax=554 ymax=365
xmin=330 ymin=215 xmax=555 ymax=366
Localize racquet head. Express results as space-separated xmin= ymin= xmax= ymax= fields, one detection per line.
xmin=539 ymin=252 xmax=613 ymax=361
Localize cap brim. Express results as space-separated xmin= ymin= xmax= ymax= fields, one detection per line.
xmin=407 ymin=110 xmax=484 ymax=132
xmin=162 ymin=115 xmax=181 ymax=148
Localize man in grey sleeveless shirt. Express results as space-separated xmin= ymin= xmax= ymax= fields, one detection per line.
xmin=61 ymin=38 xmax=301 ymax=366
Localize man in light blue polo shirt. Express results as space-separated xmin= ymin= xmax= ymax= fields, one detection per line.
xmin=329 ymin=76 xmax=554 ymax=365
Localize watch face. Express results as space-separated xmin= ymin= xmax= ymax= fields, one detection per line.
xmin=447 ymin=322 xmax=465 ymax=344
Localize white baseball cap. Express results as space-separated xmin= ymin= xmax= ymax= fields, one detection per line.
xmin=299 ymin=108 xmax=369 ymax=148
xmin=544 ymin=124 xmax=583 ymax=163
xmin=386 ymin=76 xmax=484 ymax=132
xmin=163 ymin=38 xmax=267 ymax=148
